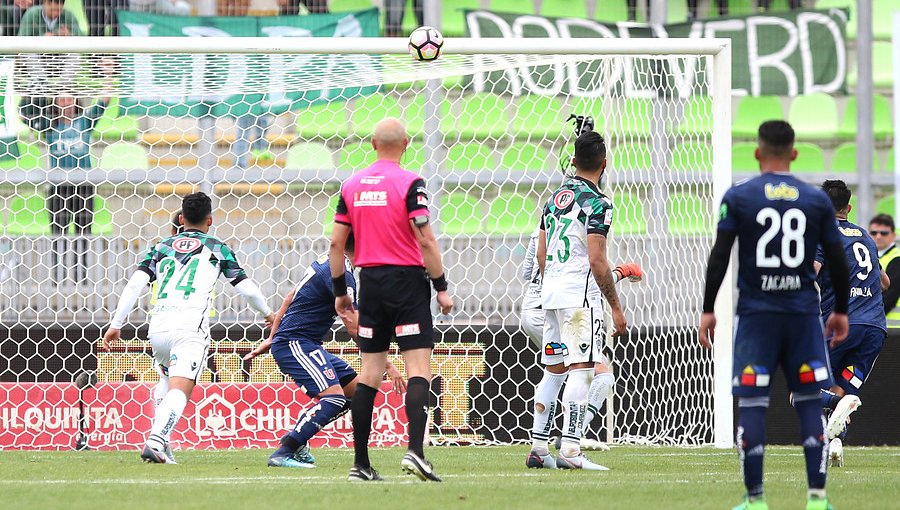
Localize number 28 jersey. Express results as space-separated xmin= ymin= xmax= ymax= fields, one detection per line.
xmin=137 ymin=230 xmax=248 ymax=335
xmin=718 ymin=173 xmax=841 ymax=316
xmin=540 ymin=176 xmax=613 ymax=310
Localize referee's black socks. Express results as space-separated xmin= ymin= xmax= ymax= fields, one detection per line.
xmin=406 ymin=377 xmax=429 ymax=458
xmin=351 ymin=383 xmax=378 ymax=468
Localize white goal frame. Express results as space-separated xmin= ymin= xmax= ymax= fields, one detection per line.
xmin=0 ymin=36 xmax=734 ymax=448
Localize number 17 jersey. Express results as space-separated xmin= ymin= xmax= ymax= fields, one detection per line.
xmin=540 ymin=176 xmax=613 ymax=310
xmin=718 ymin=173 xmax=841 ymax=316
xmin=137 ymin=230 xmax=248 ymax=335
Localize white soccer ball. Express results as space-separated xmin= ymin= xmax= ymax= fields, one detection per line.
xmin=408 ymin=26 xmax=443 ymax=62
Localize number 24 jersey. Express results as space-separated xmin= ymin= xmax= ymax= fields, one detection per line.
xmin=718 ymin=173 xmax=841 ymax=316
xmin=540 ymin=176 xmax=613 ymax=310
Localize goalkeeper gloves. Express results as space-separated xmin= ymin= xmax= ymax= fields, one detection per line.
xmin=614 ymin=262 xmax=643 ymax=282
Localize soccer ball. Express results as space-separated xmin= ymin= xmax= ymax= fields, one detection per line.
xmin=408 ymin=26 xmax=443 ymax=62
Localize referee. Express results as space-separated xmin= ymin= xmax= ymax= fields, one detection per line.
xmin=330 ymin=118 xmax=454 ymax=482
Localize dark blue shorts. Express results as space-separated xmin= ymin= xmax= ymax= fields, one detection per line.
xmin=271 ymin=340 xmax=357 ymax=398
xmin=828 ymin=324 xmax=885 ymax=395
xmin=732 ymin=313 xmax=833 ymax=397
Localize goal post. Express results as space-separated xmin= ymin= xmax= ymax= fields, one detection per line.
xmin=0 ymin=36 xmax=733 ymax=449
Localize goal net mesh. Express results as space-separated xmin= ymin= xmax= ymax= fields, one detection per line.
xmin=0 ymin=47 xmax=719 ymax=449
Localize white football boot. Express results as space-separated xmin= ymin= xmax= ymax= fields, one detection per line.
xmin=556 ymin=451 xmax=609 ymax=471
xmin=827 ymin=395 xmax=861 ymax=440
xmin=828 ymin=438 xmax=844 ymax=467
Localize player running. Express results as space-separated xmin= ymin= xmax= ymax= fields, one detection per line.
xmin=535 ymin=131 xmax=629 ymax=471
xmin=243 ymin=233 xmax=405 ymax=468
xmin=814 ymin=180 xmax=888 ymax=467
xmin=521 ymin=226 xmax=642 ymax=468
xmin=102 ymin=192 xmax=275 ymax=464
xmin=700 ymin=121 xmax=850 ymax=510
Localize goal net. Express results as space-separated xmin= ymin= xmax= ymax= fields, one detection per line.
xmin=0 ymin=37 xmax=733 ymax=450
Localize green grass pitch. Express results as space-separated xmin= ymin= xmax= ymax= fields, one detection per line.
xmin=2 ymin=446 xmax=898 ymax=509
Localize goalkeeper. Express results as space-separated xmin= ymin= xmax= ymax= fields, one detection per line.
xmin=522 ymin=227 xmax=642 ymax=469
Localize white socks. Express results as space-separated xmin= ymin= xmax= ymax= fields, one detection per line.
xmin=560 ymin=368 xmax=593 ymax=456
xmin=153 ymin=376 xmax=169 ymax=410
xmin=583 ymin=372 xmax=614 ymax=434
xmin=147 ymin=390 xmax=188 ymax=449
xmin=531 ymin=369 xmax=567 ymax=453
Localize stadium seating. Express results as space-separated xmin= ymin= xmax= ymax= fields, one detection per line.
xmin=877 ymin=194 xmax=896 ymax=216
xmin=792 ymin=142 xmax=827 ymax=173
xmin=446 ymin=143 xmax=495 ymax=172
xmin=816 ymin=0 xmax=856 ymax=39
xmin=0 ymin=141 xmax=43 ymax=170
xmin=671 ymin=142 xmax=712 ymax=171
xmin=403 ymin=142 xmax=428 ymax=170
xmin=4 ymin=193 xmax=51 ymax=236
xmin=67 ymin=196 xmax=114 ymax=236
xmin=612 ymin=143 xmax=652 ymax=171
xmin=442 ymin=0 xmax=480 ymax=36
xmin=667 ymin=0 xmax=688 ymax=22
xmin=330 ymin=0 xmax=374 ymax=12
xmin=338 ymin=142 xmax=374 ymax=170
xmin=486 ymin=193 xmax=536 ymax=234
xmin=733 ymin=95 xmax=784 ymax=138
xmin=296 ymin=101 xmax=350 ymax=140
xmin=541 ymin=0 xmax=588 ymax=19
xmin=323 ymin=193 xmax=340 ymax=235
xmin=830 ymin=143 xmax=881 ymax=173
xmin=789 ymin=93 xmax=839 ymax=141
xmin=613 ymin=193 xmax=647 ymax=234
xmin=848 ymin=42 xmax=893 ymax=89
xmin=667 ymin=193 xmax=706 ymax=235
xmin=406 ymin=96 xmax=452 ymax=138
xmin=732 ymin=142 xmax=758 ymax=172
xmin=93 ymin=99 xmax=139 ymax=142
xmin=500 ymin=143 xmax=552 ymax=172
xmin=490 ymin=0 xmax=536 ymax=15
xmin=441 ymin=192 xmax=483 ymax=235
xmin=873 ymin=0 xmax=900 ymax=41
xmin=725 ymin=0 xmax=755 ymax=16
xmin=512 ymin=95 xmax=565 ymax=140
xmin=595 ymin=0 xmax=631 ymax=22
xmin=609 ymin=98 xmax=653 ymax=137
xmin=352 ymin=93 xmax=403 ymax=137
xmin=98 ymin=142 xmax=149 ymax=170
xmin=848 ymin=193 xmax=858 ymax=223
xmin=285 ymin=142 xmax=334 ymax=170
xmin=676 ymin=96 xmax=712 ymax=136
xmin=448 ymin=93 xmax=509 ymax=140
xmin=838 ymin=94 xmax=893 ymax=141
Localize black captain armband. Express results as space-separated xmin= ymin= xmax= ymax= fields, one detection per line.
xmin=431 ymin=273 xmax=448 ymax=292
xmin=332 ymin=275 xmax=348 ymax=297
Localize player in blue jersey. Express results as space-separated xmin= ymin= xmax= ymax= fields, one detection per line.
xmin=814 ymin=180 xmax=889 ymax=467
xmin=699 ymin=121 xmax=850 ymax=510
xmin=244 ymin=233 xmax=404 ymax=468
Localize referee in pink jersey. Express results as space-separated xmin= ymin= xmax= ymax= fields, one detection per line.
xmin=329 ymin=118 xmax=454 ymax=482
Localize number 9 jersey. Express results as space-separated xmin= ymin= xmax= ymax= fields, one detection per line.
xmin=137 ymin=230 xmax=248 ymax=336
xmin=718 ymin=173 xmax=841 ymax=316
xmin=540 ymin=176 xmax=613 ymax=310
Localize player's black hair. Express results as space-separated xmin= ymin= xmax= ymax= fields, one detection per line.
xmin=757 ymin=120 xmax=795 ymax=159
xmin=181 ymin=192 xmax=212 ymax=226
xmin=821 ymin=180 xmax=851 ymax=213
xmin=574 ymin=130 xmax=606 ymax=172
xmin=171 ymin=209 xmax=184 ymax=234
xmin=345 ymin=231 xmax=355 ymax=253
xmin=870 ymin=213 xmax=896 ymax=232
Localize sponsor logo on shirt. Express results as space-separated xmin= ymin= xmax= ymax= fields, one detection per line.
xmin=395 ymin=323 xmax=421 ymax=337
xmin=839 ymin=226 xmax=863 ymax=237
xmin=603 ymin=209 xmax=613 ymax=225
xmin=173 ymin=238 xmax=202 ymax=253
xmin=554 ymin=189 xmax=575 ymax=209
xmin=361 ymin=176 xmax=384 ymax=184
xmin=323 ymin=368 xmax=336 ymax=380
xmin=359 ymin=326 xmax=373 ymax=338
xmin=763 ymin=182 xmax=799 ymax=201
xmin=354 ymin=191 xmax=388 ymax=207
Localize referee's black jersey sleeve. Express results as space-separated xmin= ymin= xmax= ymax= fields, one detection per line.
xmin=406 ymin=178 xmax=429 ymax=214
xmin=335 ymin=191 xmax=350 ymax=225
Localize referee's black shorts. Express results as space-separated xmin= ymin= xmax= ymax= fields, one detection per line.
xmin=357 ymin=265 xmax=434 ymax=353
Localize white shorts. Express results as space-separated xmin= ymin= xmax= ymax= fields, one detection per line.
xmin=520 ymin=308 xmax=544 ymax=349
xmin=543 ymin=307 xmax=607 ymax=367
xmin=150 ymin=330 xmax=209 ymax=382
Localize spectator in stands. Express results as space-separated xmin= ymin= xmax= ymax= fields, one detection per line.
xmin=1 ymin=0 xmax=33 ymax=36
xmin=384 ymin=0 xmax=421 ymax=37
xmin=870 ymin=214 xmax=900 ymax=325
xmin=82 ymin=0 xmax=128 ymax=36
xmin=128 ymin=0 xmax=191 ymax=16
xmin=278 ymin=0 xmax=328 ymax=15
xmin=17 ymin=0 xmax=81 ymax=36
xmin=36 ymin=96 xmax=108 ymax=282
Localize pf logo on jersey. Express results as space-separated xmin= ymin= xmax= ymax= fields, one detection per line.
xmin=173 ymin=238 xmax=201 ymax=254
xmin=554 ymin=190 xmax=575 ymax=209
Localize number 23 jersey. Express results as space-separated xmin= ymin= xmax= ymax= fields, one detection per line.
xmin=718 ymin=173 xmax=841 ymax=316
xmin=540 ymin=176 xmax=613 ymax=310
xmin=138 ymin=230 xmax=248 ymax=334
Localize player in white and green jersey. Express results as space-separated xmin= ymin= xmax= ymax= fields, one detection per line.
xmin=102 ymin=192 xmax=274 ymax=464
xmin=534 ymin=131 xmax=629 ymax=471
